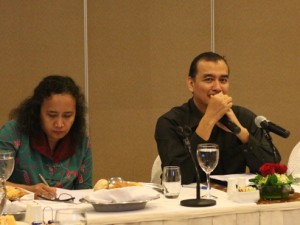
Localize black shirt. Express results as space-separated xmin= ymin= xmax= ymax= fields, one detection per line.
xmin=155 ymin=98 xmax=281 ymax=184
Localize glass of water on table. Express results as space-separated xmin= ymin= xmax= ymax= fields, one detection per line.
xmin=0 ymin=149 xmax=15 ymax=215
xmin=162 ymin=166 xmax=181 ymax=198
xmin=197 ymin=143 xmax=219 ymax=199
xmin=0 ymin=150 xmax=15 ymax=181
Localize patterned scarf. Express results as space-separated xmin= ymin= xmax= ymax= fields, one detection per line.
xmin=30 ymin=132 xmax=75 ymax=163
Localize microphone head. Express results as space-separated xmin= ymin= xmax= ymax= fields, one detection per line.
xmin=176 ymin=125 xmax=191 ymax=138
xmin=255 ymin=115 xmax=267 ymax=128
xmin=176 ymin=126 xmax=184 ymax=135
xmin=183 ymin=125 xmax=192 ymax=137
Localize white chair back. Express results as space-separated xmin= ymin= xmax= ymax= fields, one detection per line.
xmin=150 ymin=155 xmax=162 ymax=184
xmin=287 ymin=142 xmax=300 ymax=175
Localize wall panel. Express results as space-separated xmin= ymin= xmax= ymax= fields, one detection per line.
xmin=88 ymin=0 xmax=210 ymax=182
xmin=0 ymin=1 xmax=85 ymax=125
xmin=215 ymin=0 xmax=300 ymax=164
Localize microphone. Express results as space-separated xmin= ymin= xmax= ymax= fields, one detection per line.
xmin=176 ymin=125 xmax=216 ymax=207
xmin=220 ymin=115 xmax=241 ymax=134
xmin=255 ymin=116 xmax=290 ymax=138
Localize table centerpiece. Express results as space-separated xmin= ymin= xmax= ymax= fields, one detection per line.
xmin=249 ymin=163 xmax=296 ymax=200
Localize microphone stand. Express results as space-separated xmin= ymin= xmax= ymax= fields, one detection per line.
xmin=262 ymin=129 xmax=280 ymax=163
xmin=178 ymin=126 xmax=216 ymax=207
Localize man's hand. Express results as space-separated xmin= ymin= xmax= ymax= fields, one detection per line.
xmin=196 ymin=93 xmax=233 ymax=140
xmin=205 ymin=92 xmax=233 ymax=124
xmin=224 ymin=109 xmax=250 ymax=143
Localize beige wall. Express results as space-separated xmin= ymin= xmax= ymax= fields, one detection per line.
xmin=0 ymin=0 xmax=299 ymax=184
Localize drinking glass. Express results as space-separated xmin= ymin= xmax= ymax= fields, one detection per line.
xmin=0 ymin=179 xmax=6 ymax=216
xmin=55 ymin=209 xmax=87 ymax=225
xmin=0 ymin=150 xmax=15 ymax=216
xmin=197 ymin=143 xmax=219 ymax=199
xmin=162 ymin=166 xmax=181 ymax=198
xmin=0 ymin=150 xmax=15 ymax=180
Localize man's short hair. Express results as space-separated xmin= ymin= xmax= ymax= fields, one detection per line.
xmin=188 ymin=52 xmax=229 ymax=79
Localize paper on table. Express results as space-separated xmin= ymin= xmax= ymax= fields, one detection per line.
xmin=55 ymin=188 xmax=92 ymax=203
xmin=210 ymin=174 xmax=256 ymax=186
xmin=31 ymin=188 xmax=93 ymax=212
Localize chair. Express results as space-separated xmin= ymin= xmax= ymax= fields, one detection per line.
xmin=287 ymin=142 xmax=300 ymax=175
xmin=150 ymin=155 xmax=162 ymax=184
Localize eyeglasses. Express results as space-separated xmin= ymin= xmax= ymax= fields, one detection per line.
xmin=38 ymin=193 xmax=75 ymax=202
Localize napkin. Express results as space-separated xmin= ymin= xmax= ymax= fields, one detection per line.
xmin=3 ymin=200 xmax=26 ymax=214
xmin=84 ymin=186 xmax=160 ymax=204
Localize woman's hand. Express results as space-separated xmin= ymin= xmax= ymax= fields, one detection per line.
xmin=30 ymin=183 xmax=57 ymax=200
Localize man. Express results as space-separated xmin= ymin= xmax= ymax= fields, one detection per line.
xmin=155 ymin=52 xmax=280 ymax=184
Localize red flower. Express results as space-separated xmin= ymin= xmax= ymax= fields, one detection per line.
xmin=259 ymin=163 xmax=276 ymax=176
xmin=259 ymin=163 xmax=287 ymax=176
xmin=275 ymin=164 xmax=287 ymax=174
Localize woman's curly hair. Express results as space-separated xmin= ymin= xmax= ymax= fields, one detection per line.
xmin=9 ymin=75 xmax=87 ymax=144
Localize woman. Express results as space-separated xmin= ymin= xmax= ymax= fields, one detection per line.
xmin=0 ymin=75 xmax=92 ymax=199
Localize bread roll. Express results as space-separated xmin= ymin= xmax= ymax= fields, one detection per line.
xmin=94 ymin=179 xmax=141 ymax=191
xmin=0 ymin=215 xmax=16 ymax=225
xmin=109 ymin=181 xmax=141 ymax=189
xmin=6 ymin=186 xmax=27 ymax=200
xmin=93 ymin=179 xmax=109 ymax=191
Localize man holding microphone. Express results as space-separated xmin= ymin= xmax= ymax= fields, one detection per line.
xmin=155 ymin=51 xmax=281 ymax=184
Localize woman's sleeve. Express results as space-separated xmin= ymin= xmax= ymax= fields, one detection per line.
xmin=74 ymin=137 xmax=93 ymax=189
xmin=0 ymin=121 xmax=21 ymax=151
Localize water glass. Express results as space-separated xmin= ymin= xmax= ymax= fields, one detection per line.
xmin=0 ymin=150 xmax=15 ymax=180
xmin=162 ymin=166 xmax=181 ymax=198
xmin=0 ymin=179 xmax=6 ymax=216
xmin=55 ymin=209 xmax=87 ymax=225
xmin=0 ymin=150 xmax=14 ymax=216
xmin=197 ymin=143 xmax=219 ymax=199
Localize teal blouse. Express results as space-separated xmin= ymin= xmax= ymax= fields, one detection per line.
xmin=0 ymin=120 xmax=92 ymax=189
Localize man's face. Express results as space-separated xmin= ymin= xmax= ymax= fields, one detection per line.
xmin=187 ymin=59 xmax=229 ymax=112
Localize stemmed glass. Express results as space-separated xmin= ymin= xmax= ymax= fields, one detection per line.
xmin=197 ymin=143 xmax=219 ymax=199
xmin=0 ymin=150 xmax=15 ymax=216
xmin=0 ymin=150 xmax=15 ymax=180
xmin=55 ymin=209 xmax=87 ymax=225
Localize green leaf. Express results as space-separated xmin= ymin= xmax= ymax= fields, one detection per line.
xmin=267 ymin=174 xmax=278 ymax=185
xmin=249 ymin=174 xmax=263 ymax=185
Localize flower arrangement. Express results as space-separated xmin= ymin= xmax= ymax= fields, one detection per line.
xmin=250 ymin=163 xmax=296 ymax=200
xmin=250 ymin=163 xmax=295 ymax=187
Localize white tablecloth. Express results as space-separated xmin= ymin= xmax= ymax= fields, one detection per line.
xmin=24 ymin=186 xmax=300 ymax=225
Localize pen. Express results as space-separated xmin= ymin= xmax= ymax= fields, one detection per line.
xmin=38 ymin=173 xmax=56 ymax=200
xmin=39 ymin=173 xmax=49 ymax=186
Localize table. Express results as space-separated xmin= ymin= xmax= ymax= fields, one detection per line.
xmin=26 ymin=186 xmax=300 ymax=225
xmin=85 ymin=187 xmax=300 ymax=225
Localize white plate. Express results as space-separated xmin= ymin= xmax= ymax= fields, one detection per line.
xmin=80 ymin=198 xmax=151 ymax=212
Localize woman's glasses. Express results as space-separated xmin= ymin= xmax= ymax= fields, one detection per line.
xmin=38 ymin=193 xmax=75 ymax=202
